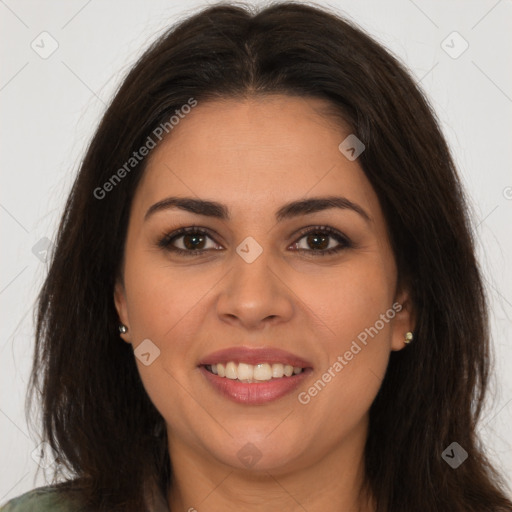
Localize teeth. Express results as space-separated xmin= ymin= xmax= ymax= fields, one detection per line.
xmin=237 ymin=362 xmax=253 ymax=380
xmin=207 ymin=362 xmax=304 ymax=381
xmin=272 ymin=363 xmax=284 ymax=378
xmin=254 ymin=363 xmax=272 ymax=380
xmin=225 ymin=362 xmax=237 ymax=380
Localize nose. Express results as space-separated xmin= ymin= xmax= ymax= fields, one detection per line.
xmin=216 ymin=245 xmax=295 ymax=331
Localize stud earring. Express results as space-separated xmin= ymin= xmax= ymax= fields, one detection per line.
xmin=119 ymin=324 xmax=128 ymax=334
xmin=404 ymin=331 xmax=414 ymax=344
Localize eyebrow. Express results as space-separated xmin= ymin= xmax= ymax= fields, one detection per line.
xmin=144 ymin=195 xmax=371 ymax=223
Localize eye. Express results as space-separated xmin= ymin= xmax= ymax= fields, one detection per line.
xmin=157 ymin=226 xmax=221 ymax=256
xmin=289 ymin=225 xmax=352 ymax=256
xmin=157 ymin=225 xmax=352 ymax=257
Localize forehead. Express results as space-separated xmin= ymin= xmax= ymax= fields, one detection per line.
xmin=132 ymin=95 xmax=379 ymax=223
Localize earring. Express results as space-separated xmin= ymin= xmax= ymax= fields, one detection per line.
xmin=119 ymin=324 xmax=128 ymax=334
xmin=404 ymin=331 xmax=414 ymax=344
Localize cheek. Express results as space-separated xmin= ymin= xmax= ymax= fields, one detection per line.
xmin=122 ymin=249 xmax=216 ymax=390
xmin=123 ymin=255 xmax=208 ymax=436
xmin=122 ymin=249 xmax=213 ymax=342
xmin=290 ymin=252 xmax=394 ymax=344
xmin=297 ymin=314 xmax=392 ymax=446
xmin=293 ymin=255 xmax=394 ymax=420
xmin=304 ymin=332 xmax=390 ymax=442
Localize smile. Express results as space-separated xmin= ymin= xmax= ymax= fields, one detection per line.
xmin=205 ymin=362 xmax=304 ymax=382
xmin=198 ymin=346 xmax=313 ymax=404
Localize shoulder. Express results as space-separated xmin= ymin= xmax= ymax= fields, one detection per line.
xmin=0 ymin=485 xmax=85 ymax=512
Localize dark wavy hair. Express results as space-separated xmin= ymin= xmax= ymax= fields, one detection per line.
xmin=26 ymin=1 xmax=512 ymax=511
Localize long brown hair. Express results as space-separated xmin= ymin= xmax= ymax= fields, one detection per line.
xmin=27 ymin=2 xmax=512 ymax=510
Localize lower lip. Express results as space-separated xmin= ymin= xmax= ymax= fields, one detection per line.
xmin=199 ymin=366 xmax=312 ymax=405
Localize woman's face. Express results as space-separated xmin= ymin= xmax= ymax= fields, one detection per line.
xmin=114 ymin=95 xmax=414 ymax=474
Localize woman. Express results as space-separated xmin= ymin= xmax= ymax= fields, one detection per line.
xmin=2 ymin=2 xmax=511 ymax=511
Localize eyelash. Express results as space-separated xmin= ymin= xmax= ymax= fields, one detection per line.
xmin=157 ymin=225 xmax=352 ymax=257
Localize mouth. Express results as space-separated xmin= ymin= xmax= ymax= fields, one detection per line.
xmin=202 ymin=362 xmax=306 ymax=382
xmin=198 ymin=346 xmax=313 ymax=404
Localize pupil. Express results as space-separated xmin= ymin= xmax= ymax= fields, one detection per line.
xmin=308 ymin=233 xmax=328 ymax=250
xmin=184 ymin=233 xmax=204 ymax=250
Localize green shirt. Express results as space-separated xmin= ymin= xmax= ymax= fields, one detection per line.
xmin=0 ymin=483 xmax=170 ymax=511
xmin=0 ymin=486 xmax=83 ymax=512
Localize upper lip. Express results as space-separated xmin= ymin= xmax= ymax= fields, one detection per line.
xmin=198 ymin=346 xmax=313 ymax=368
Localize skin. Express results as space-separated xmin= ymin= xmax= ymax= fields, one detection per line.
xmin=114 ymin=95 xmax=415 ymax=512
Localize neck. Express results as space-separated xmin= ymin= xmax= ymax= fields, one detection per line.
xmin=166 ymin=419 xmax=374 ymax=512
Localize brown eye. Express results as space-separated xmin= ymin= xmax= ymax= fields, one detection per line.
xmin=157 ymin=225 xmax=352 ymax=257
xmin=180 ymin=232 xmax=207 ymax=250
xmin=291 ymin=226 xmax=352 ymax=256
xmin=158 ymin=227 xmax=220 ymax=255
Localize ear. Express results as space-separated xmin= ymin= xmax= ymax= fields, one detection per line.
xmin=114 ymin=278 xmax=131 ymax=344
xmin=390 ymin=286 xmax=416 ymax=352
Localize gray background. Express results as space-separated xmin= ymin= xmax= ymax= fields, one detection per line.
xmin=1 ymin=0 xmax=511 ymax=502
